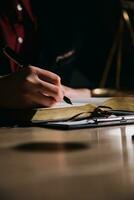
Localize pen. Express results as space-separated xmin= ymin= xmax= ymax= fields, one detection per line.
xmin=3 ymin=46 xmax=73 ymax=105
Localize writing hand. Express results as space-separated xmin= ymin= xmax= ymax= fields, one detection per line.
xmin=0 ymin=66 xmax=63 ymax=108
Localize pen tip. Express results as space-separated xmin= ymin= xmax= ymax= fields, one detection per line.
xmin=63 ymin=96 xmax=73 ymax=105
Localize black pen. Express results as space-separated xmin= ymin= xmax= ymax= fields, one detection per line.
xmin=3 ymin=46 xmax=73 ymax=105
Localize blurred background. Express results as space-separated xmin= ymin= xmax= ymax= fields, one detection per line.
xmin=53 ymin=0 xmax=134 ymax=93
xmin=1 ymin=0 xmax=134 ymax=94
xmin=37 ymin=0 xmax=122 ymax=91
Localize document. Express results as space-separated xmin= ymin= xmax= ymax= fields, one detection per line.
xmin=33 ymin=97 xmax=134 ymax=129
xmin=1 ymin=97 xmax=134 ymax=127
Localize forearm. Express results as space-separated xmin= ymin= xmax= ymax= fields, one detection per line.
xmin=62 ymin=85 xmax=91 ymax=99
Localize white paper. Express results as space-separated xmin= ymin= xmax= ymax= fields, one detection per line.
xmin=53 ymin=97 xmax=109 ymax=108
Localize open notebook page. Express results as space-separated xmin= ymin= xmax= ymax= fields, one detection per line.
xmin=53 ymin=98 xmax=109 ymax=108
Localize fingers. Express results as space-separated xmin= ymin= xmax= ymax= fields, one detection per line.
xmin=0 ymin=66 xmax=64 ymax=109
xmin=20 ymin=66 xmax=63 ymax=107
xmin=24 ymin=92 xmax=57 ymax=107
xmin=32 ymin=66 xmax=63 ymax=101
xmin=37 ymin=79 xmax=63 ymax=102
xmin=33 ymin=66 xmax=61 ymax=85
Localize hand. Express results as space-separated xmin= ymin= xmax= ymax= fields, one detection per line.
xmin=62 ymin=85 xmax=91 ymax=98
xmin=0 ymin=66 xmax=63 ymax=108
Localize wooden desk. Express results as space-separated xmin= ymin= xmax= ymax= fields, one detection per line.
xmin=0 ymin=125 xmax=134 ymax=200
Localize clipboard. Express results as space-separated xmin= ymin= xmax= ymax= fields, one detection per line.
xmin=35 ymin=115 xmax=134 ymax=130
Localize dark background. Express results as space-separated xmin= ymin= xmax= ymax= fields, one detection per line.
xmin=36 ymin=0 xmax=121 ymax=89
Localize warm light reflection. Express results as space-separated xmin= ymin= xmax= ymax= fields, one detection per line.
xmin=123 ymin=10 xmax=129 ymax=21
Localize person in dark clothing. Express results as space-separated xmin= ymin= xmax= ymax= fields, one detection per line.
xmin=0 ymin=0 xmax=91 ymax=108
xmin=1 ymin=0 xmax=128 ymax=109
xmin=37 ymin=0 xmax=121 ymax=91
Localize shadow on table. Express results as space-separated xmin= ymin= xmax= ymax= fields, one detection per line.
xmin=12 ymin=141 xmax=90 ymax=153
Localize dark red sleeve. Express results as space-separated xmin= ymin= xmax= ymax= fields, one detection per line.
xmin=0 ymin=0 xmax=37 ymax=73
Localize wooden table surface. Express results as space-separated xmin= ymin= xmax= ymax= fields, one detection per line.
xmin=0 ymin=125 xmax=134 ymax=200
